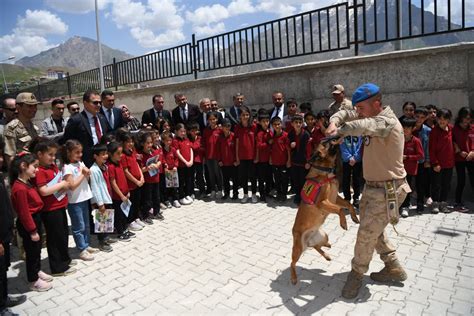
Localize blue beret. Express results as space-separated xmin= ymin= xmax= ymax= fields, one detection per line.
xmin=352 ymin=83 xmax=380 ymax=104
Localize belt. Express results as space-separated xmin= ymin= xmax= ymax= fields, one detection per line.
xmin=365 ymin=178 xmax=406 ymax=188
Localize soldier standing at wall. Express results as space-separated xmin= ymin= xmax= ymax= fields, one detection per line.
xmin=328 ymin=84 xmax=353 ymax=116
xmin=326 ymin=83 xmax=411 ymax=299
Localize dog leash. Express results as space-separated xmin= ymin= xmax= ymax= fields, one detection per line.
xmin=391 ymin=224 xmax=430 ymax=246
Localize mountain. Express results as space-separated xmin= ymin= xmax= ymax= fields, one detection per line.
xmin=15 ymin=36 xmax=134 ymax=72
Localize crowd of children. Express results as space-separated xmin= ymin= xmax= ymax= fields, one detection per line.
xmin=1 ymin=95 xmax=472 ymax=295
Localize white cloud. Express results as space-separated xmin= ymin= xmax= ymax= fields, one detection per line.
xmin=0 ymin=9 xmax=67 ymax=59
xmin=194 ymin=22 xmax=227 ymax=37
xmin=45 ymin=0 xmax=111 ymax=14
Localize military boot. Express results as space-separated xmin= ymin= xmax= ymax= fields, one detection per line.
xmin=370 ymin=260 xmax=407 ymax=282
xmin=342 ymin=270 xmax=363 ymax=299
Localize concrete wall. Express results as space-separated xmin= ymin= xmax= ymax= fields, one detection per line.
xmin=34 ymin=42 xmax=473 ymax=124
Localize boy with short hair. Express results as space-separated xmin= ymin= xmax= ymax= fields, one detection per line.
xmin=340 ymin=136 xmax=363 ymax=209
xmin=288 ymin=115 xmax=311 ymax=205
xmin=269 ymin=116 xmax=291 ymax=202
xmin=413 ymin=107 xmax=432 ymax=213
xmin=255 ymin=113 xmax=272 ymax=202
xmin=283 ymin=98 xmax=299 ymax=133
xmin=217 ymin=119 xmax=239 ymax=200
xmin=304 ymin=112 xmax=316 ymax=135
xmin=400 ymin=117 xmax=424 ymax=217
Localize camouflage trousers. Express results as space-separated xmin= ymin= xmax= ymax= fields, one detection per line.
xmin=351 ymin=180 xmax=410 ymax=274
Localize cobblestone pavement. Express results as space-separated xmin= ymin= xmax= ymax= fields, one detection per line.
xmin=7 ymin=197 xmax=474 ymax=315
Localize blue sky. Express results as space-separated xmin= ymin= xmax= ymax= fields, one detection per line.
xmin=1 ymin=0 xmax=472 ymax=62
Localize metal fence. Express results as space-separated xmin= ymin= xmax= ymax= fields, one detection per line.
xmin=6 ymin=0 xmax=473 ymax=101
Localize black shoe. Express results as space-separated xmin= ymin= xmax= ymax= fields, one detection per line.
xmin=143 ymin=218 xmax=154 ymax=225
xmin=124 ymin=230 xmax=136 ymax=238
xmin=118 ymin=233 xmax=131 ymax=242
xmin=5 ymin=295 xmax=27 ymax=308
xmin=231 ymin=194 xmax=239 ymax=200
xmin=416 ymin=205 xmax=424 ymax=215
xmin=99 ymin=242 xmax=113 ymax=252
xmin=260 ymin=195 xmax=267 ymax=202
xmin=154 ymin=213 xmax=165 ymax=221
xmin=105 ymin=237 xmax=118 ymax=244
xmin=222 ymin=194 xmax=229 ymax=200
xmin=1 ymin=308 xmax=19 ymax=316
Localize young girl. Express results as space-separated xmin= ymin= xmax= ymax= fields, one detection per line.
xmin=62 ymin=140 xmax=97 ymax=261
xmin=173 ymin=124 xmax=194 ymax=205
xmin=151 ymin=129 xmax=168 ymax=210
xmin=33 ymin=140 xmax=76 ymax=276
xmin=188 ymin=123 xmax=206 ymax=198
xmin=217 ymin=119 xmax=239 ymax=200
xmin=117 ymin=131 xmax=145 ymax=231
xmin=399 ymin=101 xmax=416 ymax=121
xmin=202 ymin=112 xmax=223 ymax=199
xmin=162 ymin=131 xmax=180 ymax=208
xmin=429 ymin=108 xmax=455 ymax=214
xmin=235 ymin=106 xmax=257 ymax=203
xmin=137 ymin=132 xmax=164 ymax=222
xmin=10 ymin=153 xmax=52 ymax=291
xmin=107 ymin=142 xmax=133 ymax=241
xmin=452 ymin=107 xmax=474 ymax=212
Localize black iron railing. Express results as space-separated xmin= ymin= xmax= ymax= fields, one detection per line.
xmin=5 ymin=0 xmax=472 ymax=101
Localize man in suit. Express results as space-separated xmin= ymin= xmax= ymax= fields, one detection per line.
xmin=198 ymin=98 xmax=223 ymax=133
xmin=63 ymin=90 xmax=109 ymax=167
xmin=269 ymin=92 xmax=288 ymax=120
xmin=99 ymin=90 xmax=124 ymax=132
xmin=227 ymin=93 xmax=245 ymax=129
xmin=171 ymin=94 xmax=200 ymax=127
xmin=141 ymin=94 xmax=172 ymax=128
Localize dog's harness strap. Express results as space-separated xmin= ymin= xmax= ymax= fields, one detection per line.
xmin=301 ymin=176 xmax=336 ymax=205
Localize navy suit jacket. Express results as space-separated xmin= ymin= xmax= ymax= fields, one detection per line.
xmin=141 ymin=108 xmax=172 ymax=126
xmin=100 ymin=106 xmax=124 ymax=132
xmin=171 ymin=104 xmax=200 ymax=127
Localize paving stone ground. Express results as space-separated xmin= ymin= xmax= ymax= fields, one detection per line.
xmin=7 ymin=196 xmax=474 ymax=315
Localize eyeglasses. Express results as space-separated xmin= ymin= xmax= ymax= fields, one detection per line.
xmin=89 ymin=101 xmax=102 ymax=105
xmin=70 ymin=107 xmax=80 ymax=112
xmin=3 ymin=107 xmax=16 ymax=112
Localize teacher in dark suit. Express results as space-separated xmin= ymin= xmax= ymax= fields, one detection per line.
xmin=141 ymin=94 xmax=172 ymax=128
xmin=269 ymin=91 xmax=288 ymax=121
xmin=99 ymin=90 xmax=124 ymax=132
xmin=227 ymin=93 xmax=245 ymax=129
xmin=197 ymin=98 xmax=223 ymax=133
xmin=171 ymin=94 xmax=200 ymax=127
xmin=63 ymin=90 xmax=109 ymax=167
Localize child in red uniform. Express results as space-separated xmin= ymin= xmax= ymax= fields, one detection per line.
xmin=452 ymin=107 xmax=474 ymax=212
xmin=235 ymin=106 xmax=258 ymax=203
xmin=288 ymin=115 xmax=311 ymax=205
xmin=137 ymin=132 xmax=165 ymax=221
xmin=304 ymin=112 xmax=316 ymax=135
xmin=429 ymin=108 xmax=455 ymax=214
xmin=217 ymin=119 xmax=239 ymax=200
xmin=117 ymin=131 xmax=145 ymax=231
xmin=202 ymin=112 xmax=223 ymax=199
xmin=255 ymin=112 xmax=272 ymax=202
xmin=269 ymin=116 xmax=291 ymax=202
xmin=33 ymin=140 xmax=76 ymax=276
xmin=307 ymin=110 xmax=330 ymax=159
xmin=107 ymin=142 xmax=133 ymax=241
xmin=174 ymin=124 xmax=194 ymax=205
xmin=399 ymin=118 xmax=424 ymax=218
xmin=188 ymin=123 xmax=206 ymax=198
xmin=162 ymin=131 xmax=180 ymax=208
xmin=10 ymin=153 xmax=52 ymax=292
xmin=283 ymin=98 xmax=299 ymax=133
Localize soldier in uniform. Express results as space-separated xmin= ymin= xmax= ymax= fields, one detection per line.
xmin=326 ymin=83 xmax=411 ymax=299
xmin=4 ymin=93 xmax=39 ymax=164
xmin=328 ymin=84 xmax=353 ymax=116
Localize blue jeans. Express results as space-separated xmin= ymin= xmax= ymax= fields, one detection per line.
xmin=67 ymin=200 xmax=91 ymax=251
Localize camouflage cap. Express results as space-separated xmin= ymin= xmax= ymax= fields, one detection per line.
xmin=16 ymin=92 xmax=38 ymax=105
xmin=332 ymin=84 xmax=344 ymax=94
xmin=352 ymin=83 xmax=380 ymax=104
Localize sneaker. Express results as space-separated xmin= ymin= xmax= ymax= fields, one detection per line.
xmin=185 ymin=195 xmax=194 ymax=202
xmin=431 ymin=202 xmax=440 ymax=214
xmin=400 ymin=208 xmax=409 ymax=218
xmin=99 ymin=242 xmax=113 ymax=252
xmin=105 ymin=237 xmax=118 ymax=244
xmin=216 ymin=191 xmax=223 ymax=199
xmin=455 ymin=203 xmax=469 ymax=213
xmin=191 ymin=194 xmax=195 ymax=200
xmin=79 ymin=250 xmax=94 ymax=261
xmin=440 ymin=202 xmax=451 ymax=213
xmin=124 ymin=230 xmax=136 ymax=238
xmin=416 ymin=205 xmax=424 ymax=215
xmin=69 ymin=259 xmax=78 ymax=267
xmin=5 ymin=294 xmax=27 ymax=308
xmin=37 ymin=270 xmax=53 ymax=282
xmin=222 ymin=193 xmax=229 ymax=200
xmin=51 ymin=267 xmax=77 ymax=277
xmin=128 ymin=222 xmax=143 ymax=231
xmin=425 ymin=197 xmax=433 ymax=205
xmin=29 ymin=279 xmax=52 ymax=292
xmin=210 ymin=191 xmax=216 ymax=199
xmin=251 ymin=195 xmax=258 ymax=203
xmin=173 ymin=200 xmax=181 ymax=208
xmin=179 ymin=198 xmax=191 ymax=205
xmin=154 ymin=213 xmax=165 ymax=221
xmin=1 ymin=308 xmax=19 ymax=316
xmin=143 ymin=218 xmax=154 ymax=225
xmin=241 ymin=194 xmax=249 ymax=203
xmin=118 ymin=233 xmax=131 ymax=242
xmin=135 ymin=219 xmax=146 ymax=227
xmin=86 ymin=247 xmax=100 ymax=254
xmin=165 ymin=201 xmax=172 ymax=208
xmin=160 ymin=202 xmax=168 ymax=210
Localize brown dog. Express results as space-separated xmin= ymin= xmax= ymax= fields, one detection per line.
xmin=290 ymin=140 xmax=359 ymax=285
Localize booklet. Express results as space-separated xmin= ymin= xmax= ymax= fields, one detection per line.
xmin=121 ymin=199 xmax=132 ymax=217
xmin=93 ymin=208 xmax=115 ymax=233
xmin=165 ymin=169 xmax=179 ymax=188
xmin=146 ymin=155 xmax=159 ymax=177
xmin=46 ymin=171 xmax=66 ymax=201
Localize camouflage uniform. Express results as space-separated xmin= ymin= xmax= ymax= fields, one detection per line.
xmin=3 ymin=119 xmax=39 ymax=157
xmin=328 ymin=98 xmax=353 ymax=116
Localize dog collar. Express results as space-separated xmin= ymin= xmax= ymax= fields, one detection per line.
xmin=312 ymin=165 xmax=336 ymax=174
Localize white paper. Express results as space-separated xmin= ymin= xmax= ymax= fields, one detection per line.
xmin=120 ymin=199 xmax=132 ymax=217
xmin=46 ymin=171 xmax=66 ymax=201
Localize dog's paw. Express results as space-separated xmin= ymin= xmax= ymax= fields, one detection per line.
xmin=340 ymin=221 xmax=348 ymax=230
xmin=351 ymin=214 xmax=360 ymax=224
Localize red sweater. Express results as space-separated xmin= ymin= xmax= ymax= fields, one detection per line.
xmin=11 ymin=180 xmax=44 ymax=233
xmin=173 ymin=137 xmax=193 ymax=167
xmin=120 ymin=150 xmax=142 ymax=190
xmin=35 ymin=164 xmax=68 ymax=211
xmin=429 ymin=125 xmax=455 ymax=169
xmin=108 ymin=162 xmax=129 ymax=201
xmin=235 ymin=123 xmax=256 ymax=160
xmin=271 ymin=131 xmax=290 ymax=166
xmin=163 ymin=146 xmax=179 ymax=170
xmin=403 ymin=136 xmax=424 ymax=175
xmin=190 ymin=136 xmax=204 ymax=163
xmin=217 ymin=132 xmax=236 ymax=166
xmin=140 ymin=149 xmax=163 ymax=183
xmin=202 ymin=127 xmax=222 ymax=160
xmin=255 ymin=128 xmax=272 ymax=163
xmin=453 ymin=124 xmax=474 ymax=162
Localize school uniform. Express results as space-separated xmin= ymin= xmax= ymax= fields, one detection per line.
xmin=162 ymin=146 xmax=179 ymax=202
xmin=288 ymin=129 xmax=311 ymax=204
xmin=173 ymin=137 xmax=195 ymax=199
xmin=413 ymin=124 xmax=432 ymax=208
xmin=400 ymin=136 xmax=424 ymax=208
xmin=217 ymin=132 xmax=238 ymax=198
xmin=429 ymin=125 xmax=455 ymax=203
xmin=107 ymin=161 xmax=129 ymax=235
xmin=190 ymin=136 xmax=206 ymax=195
xmin=90 ymin=162 xmax=113 ymax=242
xmin=11 ymin=180 xmax=44 ymax=282
xmin=255 ymin=127 xmax=273 ymax=199
xmin=203 ymin=127 xmax=223 ymax=193
xmin=140 ymin=148 xmax=163 ymax=217
xmin=120 ymin=150 xmax=142 ymax=223
xmin=235 ymin=123 xmax=257 ymax=195
xmin=35 ymin=164 xmax=71 ymax=274
xmin=271 ymin=131 xmax=290 ymax=200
